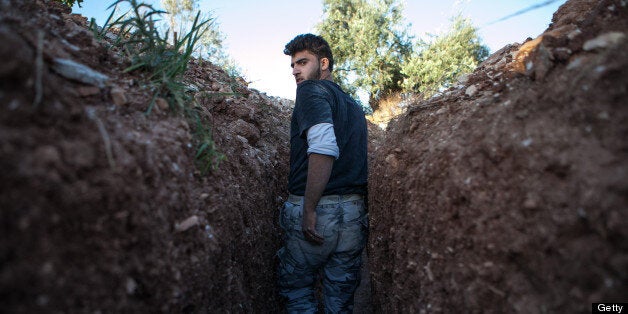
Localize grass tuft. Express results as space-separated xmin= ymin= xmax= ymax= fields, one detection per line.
xmin=192 ymin=115 xmax=225 ymax=174
xmin=93 ymin=0 xmax=226 ymax=172
xmin=104 ymin=0 xmax=209 ymax=113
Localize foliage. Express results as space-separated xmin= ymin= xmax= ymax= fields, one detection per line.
xmin=401 ymin=15 xmax=490 ymax=97
xmin=193 ymin=116 xmax=225 ymax=174
xmin=317 ymin=1 xmax=490 ymax=110
xmin=97 ymin=0 xmax=223 ymax=171
xmin=317 ymin=0 xmax=413 ymax=108
xmin=161 ymin=0 xmax=195 ymax=35
xmin=56 ymin=0 xmax=83 ymax=8
xmin=88 ymin=3 xmax=121 ymax=41
xmin=161 ymin=0 xmax=243 ymax=78
xmin=105 ymin=0 xmax=208 ymax=112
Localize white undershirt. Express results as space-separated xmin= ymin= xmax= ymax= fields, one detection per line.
xmin=306 ymin=123 xmax=339 ymax=159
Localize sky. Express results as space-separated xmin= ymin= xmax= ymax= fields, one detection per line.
xmin=73 ymin=0 xmax=567 ymax=100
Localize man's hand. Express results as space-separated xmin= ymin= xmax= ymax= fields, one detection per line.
xmin=302 ymin=209 xmax=324 ymax=245
xmin=302 ymin=153 xmax=334 ymax=245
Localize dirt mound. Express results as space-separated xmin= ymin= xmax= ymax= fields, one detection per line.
xmin=0 ymin=0 xmax=290 ymax=312
xmin=368 ymin=0 xmax=627 ymax=312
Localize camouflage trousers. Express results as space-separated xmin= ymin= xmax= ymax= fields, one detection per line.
xmin=277 ymin=195 xmax=368 ymax=313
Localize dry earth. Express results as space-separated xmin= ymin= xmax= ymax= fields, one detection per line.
xmin=1 ymin=0 xmax=291 ymax=312
xmin=368 ymin=0 xmax=627 ymax=312
xmin=0 ymin=0 xmax=626 ymax=313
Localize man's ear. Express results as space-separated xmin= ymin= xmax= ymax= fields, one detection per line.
xmin=320 ymin=58 xmax=330 ymax=71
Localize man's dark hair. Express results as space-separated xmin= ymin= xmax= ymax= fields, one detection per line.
xmin=284 ymin=33 xmax=334 ymax=72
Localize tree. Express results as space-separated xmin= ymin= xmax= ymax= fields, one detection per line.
xmin=317 ymin=0 xmax=413 ymax=109
xmin=161 ymin=0 xmax=195 ymax=39
xmin=161 ymin=0 xmax=241 ymax=77
xmin=401 ymin=15 xmax=490 ymax=96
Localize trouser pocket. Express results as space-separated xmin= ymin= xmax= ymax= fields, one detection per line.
xmin=336 ymin=200 xmax=368 ymax=253
xmin=281 ymin=201 xmax=330 ymax=236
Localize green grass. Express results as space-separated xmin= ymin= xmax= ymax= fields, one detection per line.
xmin=94 ymin=0 xmax=226 ymax=172
xmin=105 ymin=0 xmax=209 ymax=113
xmin=193 ymin=116 xmax=225 ymax=174
xmin=88 ymin=2 xmax=122 ymax=42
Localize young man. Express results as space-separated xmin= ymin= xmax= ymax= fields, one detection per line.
xmin=277 ymin=33 xmax=368 ymax=313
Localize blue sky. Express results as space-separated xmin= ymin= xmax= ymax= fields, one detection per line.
xmin=73 ymin=0 xmax=567 ymax=100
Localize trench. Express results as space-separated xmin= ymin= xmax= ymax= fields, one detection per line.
xmin=1 ymin=0 xmax=627 ymax=312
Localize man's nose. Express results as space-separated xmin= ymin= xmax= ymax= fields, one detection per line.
xmin=292 ymin=67 xmax=299 ymax=75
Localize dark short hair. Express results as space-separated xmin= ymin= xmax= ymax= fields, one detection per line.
xmin=284 ymin=33 xmax=334 ymax=72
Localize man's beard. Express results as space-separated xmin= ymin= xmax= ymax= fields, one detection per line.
xmin=306 ymin=61 xmax=322 ymax=81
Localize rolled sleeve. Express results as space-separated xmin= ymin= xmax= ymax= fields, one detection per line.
xmin=306 ymin=123 xmax=339 ymax=159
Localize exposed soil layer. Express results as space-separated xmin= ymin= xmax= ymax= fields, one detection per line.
xmin=2 ymin=0 xmax=627 ymax=312
xmin=1 ymin=0 xmax=291 ymax=312
xmin=368 ymin=0 xmax=627 ymax=312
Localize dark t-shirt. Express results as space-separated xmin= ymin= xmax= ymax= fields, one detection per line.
xmin=287 ymin=79 xmax=368 ymax=196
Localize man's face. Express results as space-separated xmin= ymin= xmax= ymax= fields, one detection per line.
xmin=290 ymin=50 xmax=321 ymax=85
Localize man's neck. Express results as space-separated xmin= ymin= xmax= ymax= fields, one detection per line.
xmin=319 ymin=71 xmax=332 ymax=81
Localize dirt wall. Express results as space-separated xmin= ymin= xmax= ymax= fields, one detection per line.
xmin=0 ymin=1 xmax=290 ymax=312
xmin=368 ymin=0 xmax=628 ymax=312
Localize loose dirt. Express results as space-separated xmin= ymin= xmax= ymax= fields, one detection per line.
xmin=1 ymin=0 xmax=626 ymax=312
xmin=1 ymin=0 xmax=290 ymax=311
xmin=368 ymin=0 xmax=627 ymax=312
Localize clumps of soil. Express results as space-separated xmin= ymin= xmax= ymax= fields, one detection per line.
xmin=0 ymin=0 xmax=291 ymax=312
xmin=367 ymin=0 xmax=627 ymax=312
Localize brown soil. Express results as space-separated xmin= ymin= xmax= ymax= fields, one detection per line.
xmin=1 ymin=0 xmax=290 ymax=312
xmin=1 ymin=0 xmax=626 ymax=312
xmin=368 ymin=0 xmax=627 ymax=312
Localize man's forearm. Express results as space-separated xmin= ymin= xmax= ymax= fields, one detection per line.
xmin=304 ymin=153 xmax=334 ymax=213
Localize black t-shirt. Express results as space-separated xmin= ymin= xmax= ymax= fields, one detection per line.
xmin=287 ymin=79 xmax=368 ymax=196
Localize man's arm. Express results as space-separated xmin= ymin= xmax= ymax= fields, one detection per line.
xmin=302 ymin=153 xmax=334 ymax=245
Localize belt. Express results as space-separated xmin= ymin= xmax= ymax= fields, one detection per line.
xmin=288 ymin=194 xmax=364 ymax=205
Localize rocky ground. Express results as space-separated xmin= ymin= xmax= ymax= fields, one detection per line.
xmin=1 ymin=0 xmax=626 ymax=312
xmin=368 ymin=0 xmax=627 ymax=312
xmin=1 ymin=0 xmax=291 ymax=312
